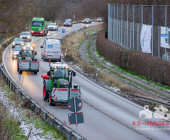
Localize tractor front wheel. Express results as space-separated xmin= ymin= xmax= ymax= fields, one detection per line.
xmin=43 ymin=85 xmax=49 ymax=101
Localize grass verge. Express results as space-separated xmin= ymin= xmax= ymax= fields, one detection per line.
xmin=0 ymin=73 xmax=66 ymax=139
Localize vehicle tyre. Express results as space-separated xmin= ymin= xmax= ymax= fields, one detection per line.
xmin=49 ymin=93 xmax=55 ymax=106
xmin=34 ymin=72 xmax=37 ymax=74
xmin=19 ymin=71 xmax=22 ymax=74
xmin=43 ymin=84 xmax=49 ymax=101
xmin=59 ymin=59 xmax=61 ymax=62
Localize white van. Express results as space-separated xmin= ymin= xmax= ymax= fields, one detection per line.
xmin=40 ymin=38 xmax=61 ymax=61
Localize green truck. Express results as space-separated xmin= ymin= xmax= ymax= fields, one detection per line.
xmin=30 ymin=17 xmax=48 ymax=36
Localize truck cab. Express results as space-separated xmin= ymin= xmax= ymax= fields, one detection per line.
xmin=30 ymin=17 xmax=48 ymax=36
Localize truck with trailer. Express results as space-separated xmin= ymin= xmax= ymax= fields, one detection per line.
xmin=41 ymin=62 xmax=81 ymax=106
xmin=17 ymin=46 xmax=39 ymax=74
xmin=30 ymin=17 xmax=48 ymax=36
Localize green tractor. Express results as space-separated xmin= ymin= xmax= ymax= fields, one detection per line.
xmin=41 ymin=62 xmax=81 ymax=105
xmin=17 ymin=46 xmax=39 ymax=74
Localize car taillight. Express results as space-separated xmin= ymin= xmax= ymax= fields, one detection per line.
xmin=60 ymin=52 xmax=61 ymax=55
xmin=44 ymin=51 xmax=46 ymax=55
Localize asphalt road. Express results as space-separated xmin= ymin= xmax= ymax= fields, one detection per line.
xmin=3 ymin=22 xmax=170 ymax=140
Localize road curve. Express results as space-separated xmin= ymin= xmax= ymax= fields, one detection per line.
xmin=3 ymin=22 xmax=170 ymax=140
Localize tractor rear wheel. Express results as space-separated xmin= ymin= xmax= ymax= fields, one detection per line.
xmin=49 ymin=93 xmax=55 ymax=106
xmin=43 ymin=84 xmax=49 ymax=101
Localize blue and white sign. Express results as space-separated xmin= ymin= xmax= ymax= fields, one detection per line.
xmin=48 ymin=45 xmax=53 ymax=48
xmin=161 ymin=27 xmax=170 ymax=48
xmin=62 ymin=29 xmax=65 ymax=33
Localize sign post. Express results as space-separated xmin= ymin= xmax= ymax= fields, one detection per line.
xmin=67 ymin=97 xmax=84 ymax=140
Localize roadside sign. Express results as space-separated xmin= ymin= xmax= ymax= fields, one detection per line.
xmin=68 ymin=112 xmax=84 ymax=125
xmin=67 ymin=97 xmax=82 ymax=112
xmin=62 ymin=29 xmax=65 ymax=33
xmin=67 ymin=97 xmax=84 ymax=140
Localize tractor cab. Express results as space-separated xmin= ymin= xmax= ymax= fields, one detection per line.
xmin=47 ymin=62 xmax=76 ymax=88
xmin=20 ymin=46 xmax=37 ymax=60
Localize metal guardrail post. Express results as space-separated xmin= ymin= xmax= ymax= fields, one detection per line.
xmin=69 ymin=131 xmax=72 ymax=140
xmin=38 ymin=107 xmax=41 ymax=115
xmin=33 ymin=103 xmax=35 ymax=113
xmin=45 ymin=112 xmax=47 ymax=121
xmin=52 ymin=118 xmax=54 ymax=127
xmin=59 ymin=124 xmax=63 ymax=134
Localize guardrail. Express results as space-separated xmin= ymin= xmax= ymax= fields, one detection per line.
xmin=0 ymin=64 xmax=85 ymax=140
xmin=132 ymin=94 xmax=170 ymax=108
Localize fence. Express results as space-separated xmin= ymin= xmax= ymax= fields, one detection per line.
xmin=108 ymin=4 xmax=170 ymax=60
xmin=0 ymin=64 xmax=84 ymax=140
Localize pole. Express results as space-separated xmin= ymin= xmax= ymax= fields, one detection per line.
xmin=114 ymin=5 xmax=115 ymax=42
xmin=152 ymin=6 xmax=154 ymax=56
xmin=117 ymin=5 xmax=119 ymax=44
xmin=74 ymin=97 xmax=78 ymax=140
xmin=165 ymin=5 xmax=167 ymax=56
xmin=127 ymin=5 xmax=129 ymax=48
xmin=133 ymin=5 xmax=135 ymax=49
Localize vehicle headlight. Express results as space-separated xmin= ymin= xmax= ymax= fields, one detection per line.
xmin=31 ymin=30 xmax=34 ymax=33
xmin=27 ymin=36 xmax=30 ymax=38
xmin=13 ymin=42 xmax=15 ymax=45
xmin=21 ymin=43 xmax=24 ymax=45
xmin=40 ymin=31 xmax=42 ymax=33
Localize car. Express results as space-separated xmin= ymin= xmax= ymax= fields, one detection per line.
xmin=20 ymin=31 xmax=32 ymax=41
xmin=40 ymin=38 xmax=61 ymax=61
xmin=83 ymin=18 xmax=91 ymax=24
xmin=97 ymin=17 xmax=104 ymax=22
xmin=64 ymin=19 xmax=72 ymax=27
xmin=12 ymin=45 xmax=22 ymax=59
xmin=47 ymin=23 xmax=58 ymax=31
xmin=12 ymin=38 xmax=24 ymax=48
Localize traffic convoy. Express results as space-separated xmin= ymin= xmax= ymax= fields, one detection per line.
xmin=11 ymin=17 xmax=92 ymax=105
